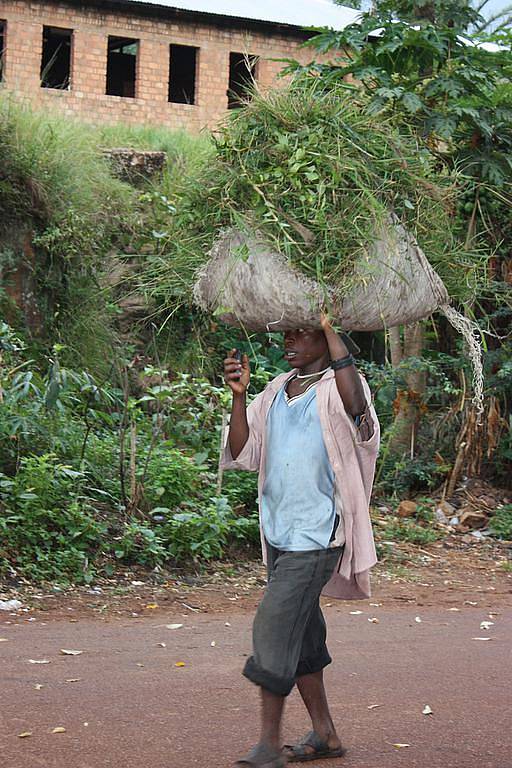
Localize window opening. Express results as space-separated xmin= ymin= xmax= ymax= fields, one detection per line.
xmin=169 ymin=44 xmax=198 ymax=105
xmin=0 ymin=21 xmax=6 ymax=83
xmin=228 ymin=52 xmax=258 ymax=109
xmin=41 ymin=26 xmax=72 ymax=89
xmin=106 ymin=36 xmax=138 ymax=97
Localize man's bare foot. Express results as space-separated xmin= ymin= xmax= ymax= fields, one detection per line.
xmin=283 ymin=730 xmax=346 ymax=762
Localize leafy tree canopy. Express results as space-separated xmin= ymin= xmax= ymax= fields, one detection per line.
xmin=300 ymin=0 xmax=512 ymax=185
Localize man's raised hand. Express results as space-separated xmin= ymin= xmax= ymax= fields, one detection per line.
xmin=224 ymin=349 xmax=250 ymax=396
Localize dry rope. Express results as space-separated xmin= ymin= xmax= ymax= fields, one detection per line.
xmin=440 ymin=304 xmax=484 ymax=418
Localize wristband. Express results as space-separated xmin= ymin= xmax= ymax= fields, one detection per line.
xmin=330 ymin=353 xmax=355 ymax=371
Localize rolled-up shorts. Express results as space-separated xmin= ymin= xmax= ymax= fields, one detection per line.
xmin=242 ymin=542 xmax=343 ymax=697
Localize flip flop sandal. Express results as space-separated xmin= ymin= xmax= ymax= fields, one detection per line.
xmin=235 ymin=743 xmax=287 ymax=767
xmin=283 ymin=731 xmax=347 ymax=763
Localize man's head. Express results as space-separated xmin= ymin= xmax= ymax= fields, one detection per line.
xmin=283 ymin=328 xmax=329 ymax=370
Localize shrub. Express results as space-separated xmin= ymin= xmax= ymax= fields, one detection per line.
xmin=151 ymin=496 xmax=259 ymax=562
xmin=223 ymin=471 xmax=258 ymax=513
xmin=113 ymin=521 xmax=167 ymax=567
xmin=0 ymin=455 xmax=105 ymax=582
xmin=489 ymin=505 xmax=512 ymax=540
xmin=143 ymin=442 xmax=204 ymax=511
xmin=385 ymin=519 xmax=440 ymax=545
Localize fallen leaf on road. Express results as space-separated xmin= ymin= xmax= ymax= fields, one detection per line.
xmin=480 ymin=621 xmax=494 ymax=630
xmin=145 ymin=603 xmax=158 ymax=609
xmin=175 ymin=661 xmax=186 ymax=667
xmin=18 ymin=732 xmax=32 ymax=738
xmin=28 ymin=659 xmax=50 ymax=664
xmin=367 ymin=704 xmax=382 ymax=710
xmin=471 ymin=637 xmax=493 ymax=641
xmin=60 ymin=649 xmax=83 ymax=656
xmin=422 ymin=705 xmax=433 ymax=715
xmin=51 ymin=727 xmax=66 ymax=734
xmin=181 ymin=602 xmax=200 ymax=612
xmin=349 ymin=610 xmax=363 ymax=615
xmin=368 ymin=617 xmax=379 ymax=623
xmin=166 ymin=624 xmax=183 ymax=630
xmin=65 ymin=678 xmax=81 ymax=683
xmin=392 ymin=743 xmax=410 ymax=748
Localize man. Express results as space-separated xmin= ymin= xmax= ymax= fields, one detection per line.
xmin=222 ymin=314 xmax=379 ymax=768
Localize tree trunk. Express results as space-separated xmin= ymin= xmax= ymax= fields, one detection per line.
xmin=387 ymin=321 xmax=426 ymax=458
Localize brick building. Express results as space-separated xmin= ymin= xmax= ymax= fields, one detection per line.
xmin=0 ymin=0 xmax=356 ymax=130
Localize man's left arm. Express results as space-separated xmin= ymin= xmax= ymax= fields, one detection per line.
xmin=321 ymin=313 xmax=375 ymax=441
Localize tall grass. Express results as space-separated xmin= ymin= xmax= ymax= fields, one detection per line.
xmin=0 ymin=97 xmax=210 ymax=372
xmin=0 ymin=96 xmax=132 ymax=229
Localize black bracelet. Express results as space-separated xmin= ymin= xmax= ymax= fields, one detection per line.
xmin=331 ymin=353 xmax=355 ymax=371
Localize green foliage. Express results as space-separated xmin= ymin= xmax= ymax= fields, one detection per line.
xmin=150 ymin=496 xmax=259 ymax=563
xmin=378 ymin=454 xmax=450 ymax=495
xmin=143 ymin=443 xmax=204 ymax=510
xmin=113 ymin=521 xmax=167 ymax=567
xmin=0 ymin=455 xmax=105 ymax=582
xmin=113 ymin=497 xmax=259 ymax=567
xmin=0 ymin=325 xmax=260 ymax=581
xmin=300 ymin=2 xmax=512 ymax=186
xmin=488 ymin=505 xmax=512 ymax=540
xmin=222 ymin=471 xmax=259 ymax=513
xmin=0 ymin=97 xmax=137 ymax=370
xmin=0 ymin=97 xmax=132 ymax=229
xmin=385 ymin=518 xmax=441 ymax=544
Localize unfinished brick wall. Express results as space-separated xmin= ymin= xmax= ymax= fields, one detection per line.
xmin=0 ymin=0 xmax=318 ymax=130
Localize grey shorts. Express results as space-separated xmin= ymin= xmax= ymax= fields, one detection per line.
xmin=243 ymin=542 xmax=343 ymax=697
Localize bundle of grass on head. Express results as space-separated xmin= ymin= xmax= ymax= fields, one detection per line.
xmin=143 ymin=74 xmax=475 ymax=328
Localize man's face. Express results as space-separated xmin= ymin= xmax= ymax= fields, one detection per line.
xmin=283 ymin=328 xmax=329 ymax=369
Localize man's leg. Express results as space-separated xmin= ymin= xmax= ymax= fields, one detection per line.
xmin=239 ymin=548 xmax=340 ymax=764
xmin=285 ymin=561 xmax=344 ymax=758
xmin=259 ymin=688 xmax=286 ymax=751
xmin=295 ymin=669 xmax=342 ymax=752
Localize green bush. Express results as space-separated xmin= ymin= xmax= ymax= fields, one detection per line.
xmin=151 ymin=496 xmax=259 ymax=562
xmin=489 ymin=505 xmax=512 ymax=540
xmin=385 ymin=519 xmax=440 ymax=545
xmin=143 ymin=442 xmax=204 ymax=511
xmin=0 ymin=455 xmax=105 ymax=582
xmin=223 ymin=471 xmax=258 ymax=513
xmin=113 ymin=521 xmax=167 ymax=567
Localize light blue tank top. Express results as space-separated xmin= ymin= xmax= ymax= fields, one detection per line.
xmin=260 ymin=382 xmax=336 ymax=551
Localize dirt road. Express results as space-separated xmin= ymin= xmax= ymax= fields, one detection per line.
xmin=1 ymin=582 xmax=511 ymax=768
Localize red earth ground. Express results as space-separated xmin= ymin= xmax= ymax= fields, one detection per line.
xmin=1 ymin=536 xmax=511 ymax=768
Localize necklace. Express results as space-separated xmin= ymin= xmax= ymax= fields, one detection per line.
xmin=294 ymin=366 xmax=330 ymax=388
xmin=295 ymin=366 xmax=330 ymax=380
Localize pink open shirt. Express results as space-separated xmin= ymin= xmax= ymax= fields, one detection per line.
xmin=221 ymin=369 xmax=380 ymax=599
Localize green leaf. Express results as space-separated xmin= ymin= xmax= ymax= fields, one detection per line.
xmin=400 ymin=92 xmax=423 ymax=114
